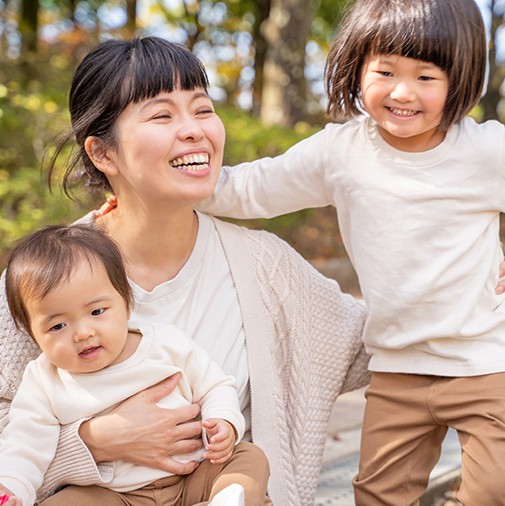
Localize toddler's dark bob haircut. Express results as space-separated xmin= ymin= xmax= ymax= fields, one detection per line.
xmin=325 ymin=0 xmax=487 ymax=130
xmin=5 ymin=224 xmax=133 ymax=339
xmin=48 ymin=37 xmax=210 ymax=198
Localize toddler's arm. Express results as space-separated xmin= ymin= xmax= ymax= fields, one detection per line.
xmin=202 ymin=418 xmax=237 ymax=464
xmin=200 ymin=128 xmax=331 ymax=219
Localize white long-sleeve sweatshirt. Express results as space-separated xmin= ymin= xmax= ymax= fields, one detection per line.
xmin=201 ymin=116 xmax=505 ymax=377
xmin=0 ymin=322 xmax=244 ymax=505
xmin=0 ymin=217 xmax=369 ymax=506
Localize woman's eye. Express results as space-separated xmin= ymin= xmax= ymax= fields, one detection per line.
xmin=50 ymin=323 xmax=66 ymax=332
xmin=152 ymin=113 xmax=172 ymax=120
xmin=91 ymin=308 xmax=105 ymax=316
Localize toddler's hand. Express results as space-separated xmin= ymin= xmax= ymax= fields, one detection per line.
xmin=202 ymin=418 xmax=236 ymax=464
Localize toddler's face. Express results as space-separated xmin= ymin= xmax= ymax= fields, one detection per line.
xmin=360 ymin=53 xmax=448 ymax=152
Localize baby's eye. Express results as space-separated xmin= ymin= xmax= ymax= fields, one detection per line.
xmin=91 ymin=308 xmax=105 ymax=316
xmin=50 ymin=322 xmax=66 ymax=332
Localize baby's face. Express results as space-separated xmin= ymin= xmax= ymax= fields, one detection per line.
xmin=26 ymin=259 xmax=131 ymax=373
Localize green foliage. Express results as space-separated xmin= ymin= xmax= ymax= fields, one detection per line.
xmin=218 ymin=105 xmax=320 ymax=164
xmin=0 ymin=52 xmax=87 ymax=263
xmin=0 ymin=166 xmax=84 ymax=247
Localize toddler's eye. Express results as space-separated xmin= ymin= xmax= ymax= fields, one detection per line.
xmin=50 ymin=322 xmax=66 ymax=332
xmin=91 ymin=308 xmax=105 ymax=316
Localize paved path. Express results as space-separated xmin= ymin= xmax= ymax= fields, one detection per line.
xmin=315 ymin=389 xmax=462 ymax=506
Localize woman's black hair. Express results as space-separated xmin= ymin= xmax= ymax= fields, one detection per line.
xmin=48 ymin=37 xmax=210 ymax=198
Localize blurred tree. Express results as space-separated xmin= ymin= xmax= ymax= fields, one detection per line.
xmin=19 ymin=0 xmax=39 ymax=53
xmin=250 ymin=0 xmax=270 ymax=116
xmin=125 ymin=0 xmax=137 ymax=35
xmin=260 ymin=0 xmax=314 ymax=125
xmin=479 ymin=0 xmax=505 ymax=121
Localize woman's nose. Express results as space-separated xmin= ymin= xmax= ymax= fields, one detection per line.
xmin=178 ymin=116 xmax=204 ymax=141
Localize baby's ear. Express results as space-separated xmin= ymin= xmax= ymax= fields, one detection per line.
xmin=84 ymin=136 xmax=119 ymax=176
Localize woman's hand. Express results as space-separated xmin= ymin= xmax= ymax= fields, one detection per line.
xmin=497 ymin=258 xmax=505 ymax=294
xmin=202 ymin=418 xmax=236 ymax=465
xmin=79 ymin=373 xmax=202 ymax=475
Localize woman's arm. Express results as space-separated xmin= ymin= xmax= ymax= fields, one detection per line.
xmin=39 ymin=375 xmax=203 ymax=501
xmin=78 ymin=374 xmax=202 ymax=470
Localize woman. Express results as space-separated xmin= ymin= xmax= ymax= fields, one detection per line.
xmin=0 ymin=37 xmax=369 ymax=506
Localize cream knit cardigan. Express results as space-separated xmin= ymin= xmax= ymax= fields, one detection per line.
xmin=0 ymin=217 xmax=369 ymax=506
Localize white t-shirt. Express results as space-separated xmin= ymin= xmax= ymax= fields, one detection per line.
xmin=130 ymin=211 xmax=251 ymax=437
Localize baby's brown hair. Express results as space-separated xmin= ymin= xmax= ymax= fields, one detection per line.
xmin=5 ymin=224 xmax=132 ymax=339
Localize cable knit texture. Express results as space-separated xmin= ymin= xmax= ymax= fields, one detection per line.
xmin=0 ymin=218 xmax=368 ymax=506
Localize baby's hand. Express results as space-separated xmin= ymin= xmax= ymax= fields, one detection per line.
xmin=202 ymin=418 xmax=236 ymax=464
xmin=496 ymin=254 xmax=505 ymax=294
xmin=0 ymin=485 xmax=22 ymax=505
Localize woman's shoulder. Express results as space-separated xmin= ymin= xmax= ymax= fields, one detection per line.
xmin=212 ymin=216 xmax=296 ymax=253
xmin=211 ymin=217 xmax=362 ymax=304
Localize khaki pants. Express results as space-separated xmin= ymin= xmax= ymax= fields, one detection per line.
xmin=353 ymin=371 xmax=505 ymax=506
xmin=40 ymin=442 xmax=270 ymax=506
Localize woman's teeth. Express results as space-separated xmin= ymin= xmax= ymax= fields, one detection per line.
xmin=169 ymin=153 xmax=210 ymax=171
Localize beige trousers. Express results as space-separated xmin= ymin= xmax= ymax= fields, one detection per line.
xmin=353 ymin=372 xmax=505 ymax=506
xmin=40 ymin=442 xmax=270 ymax=506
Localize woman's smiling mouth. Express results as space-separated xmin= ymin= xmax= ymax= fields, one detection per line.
xmin=169 ymin=153 xmax=210 ymax=171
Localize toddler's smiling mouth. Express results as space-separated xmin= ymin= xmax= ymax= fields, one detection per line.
xmin=387 ymin=107 xmax=419 ymax=117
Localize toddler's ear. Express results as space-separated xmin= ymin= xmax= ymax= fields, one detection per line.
xmin=84 ymin=136 xmax=119 ymax=176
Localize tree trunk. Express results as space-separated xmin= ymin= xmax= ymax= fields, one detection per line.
xmin=19 ymin=0 xmax=39 ymax=54
xmin=125 ymin=0 xmax=137 ymax=37
xmin=251 ymin=0 xmax=271 ymax=117
xmin=480 ymin=1 xmax=502 ymax=120
xmin=260 ymin=0 xmax=314 ymax=125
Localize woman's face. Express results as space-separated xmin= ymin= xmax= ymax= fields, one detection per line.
xmin=104 ymin=87 xmax=225 ymax=208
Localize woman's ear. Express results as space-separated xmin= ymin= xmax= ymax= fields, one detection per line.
xmin=84 ymin=136 xmax=119 ymax=176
